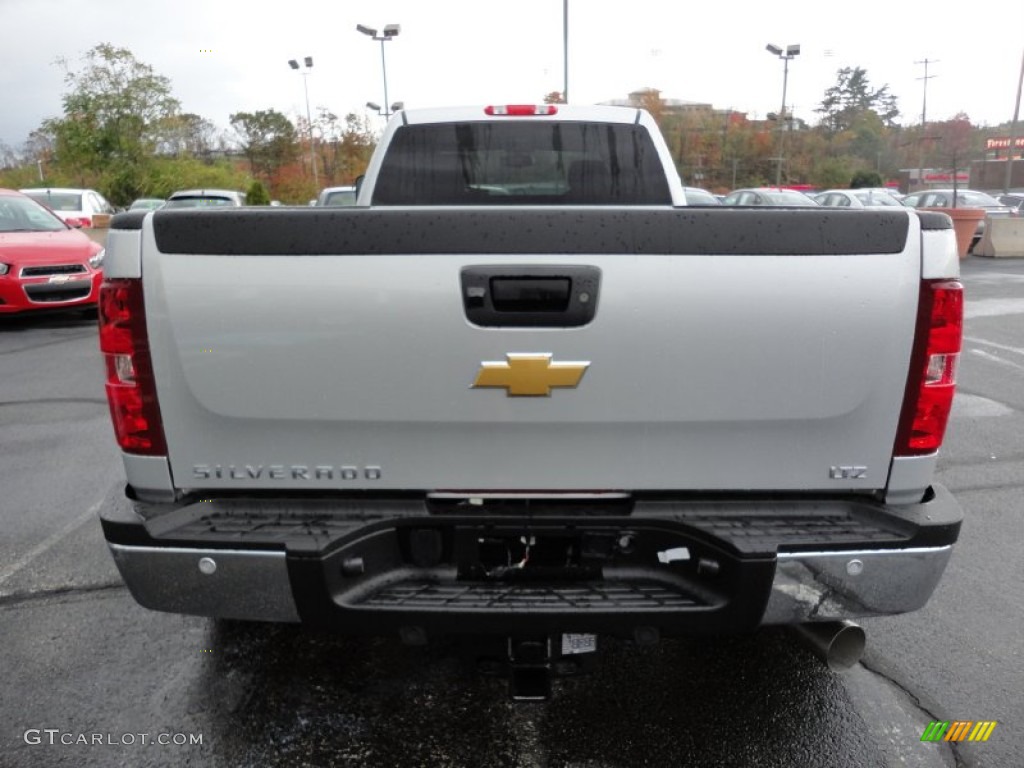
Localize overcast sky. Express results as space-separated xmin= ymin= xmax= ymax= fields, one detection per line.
xmin=2 ymin=0 xmax=1022 ymax=150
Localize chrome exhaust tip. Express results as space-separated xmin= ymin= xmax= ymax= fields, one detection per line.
xmin=792 ymin=620 xmax=866 ymax=671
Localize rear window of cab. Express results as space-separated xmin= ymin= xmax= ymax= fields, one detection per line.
xmin=372 ymin=122 xmax=671 ymax=206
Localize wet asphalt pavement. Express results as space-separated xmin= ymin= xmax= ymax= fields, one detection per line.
xmin=3 ymin=255 xmax=1023 ymax=767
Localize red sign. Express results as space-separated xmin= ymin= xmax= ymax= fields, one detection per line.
xmin=986 ymin=137 xmax=1024 ymax=150
xmin=924 ymin=172 xmax=969 ymax=182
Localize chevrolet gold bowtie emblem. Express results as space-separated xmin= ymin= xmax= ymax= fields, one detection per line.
xmin=472 ymin=354 xmax=590 ymax=397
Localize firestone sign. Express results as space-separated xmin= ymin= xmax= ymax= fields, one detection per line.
xmin=985 ymin=137 xmax=1024 ymax=150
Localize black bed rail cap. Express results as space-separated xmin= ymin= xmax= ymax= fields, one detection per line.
xmin=916 ymin=211 xmax=953 ymax=230
xmin=151 ymin=207 xmax=914 ymax=256
xmin=110 ymin=210 xmax=149 ymax=230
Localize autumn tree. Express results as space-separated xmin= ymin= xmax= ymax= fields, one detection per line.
xmin=156 ymin=112 xmax=218 ymax=157
xmin=931 ymin=113 xmax=977 ymax=164
xmin=931 ymin=112 xmax=979 ymax=194
xmin=543 ymin=91 xmax=565 ymax=104
xmin=714 ymin=116 xmax=776 ymax=189
xmin=634 ymin=88 xmax=667 ymax=126
xmin=298 ymin=109 xmax=377 ymax=186
xmin=230 ymin=109 xmax=299 ymax=181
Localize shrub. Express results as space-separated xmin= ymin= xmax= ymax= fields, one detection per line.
xmin=246 ymin=180 xmax=271 ymax=205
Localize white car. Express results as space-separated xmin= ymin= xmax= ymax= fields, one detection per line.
xmin=163 ymin=189 xmax=246 ymax=209
xmin=19 ymin=187 xmax=116 ymax=228
xmin=813 ymin=189 xmax=905 ymax=209
xmin=315 ymin=186 xmax=358 ymax=206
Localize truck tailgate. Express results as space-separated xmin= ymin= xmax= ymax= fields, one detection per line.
xmin=141 ymin=208 xmax=920 ymax=493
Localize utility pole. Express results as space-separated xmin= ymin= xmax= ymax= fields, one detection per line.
xmin=915 ymin=58 xmax=938 ymax=192
xmin=1003 ymin=48 xmax=1024 ymax=193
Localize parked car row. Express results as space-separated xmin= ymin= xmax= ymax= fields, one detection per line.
xmin=4 ymin=178 xmax=1017 ymax=318
xmin=16 ymin=187 xmax=251 ymax=219
xmin=679 ymin=184 xmax=1018 ymax=254
xmin=720 ymin=188 xmax=821 ymax=207
xmin=17 ymin=183 xmax=389 ymax=221
xmin=901 ymin=189 xmax=1018 ymax=247
xmin=813 ymin=189 xmax=904 ymax=208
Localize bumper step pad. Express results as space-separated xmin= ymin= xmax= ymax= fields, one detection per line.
xmin=361 ymin=580 xmax=703 ymax=611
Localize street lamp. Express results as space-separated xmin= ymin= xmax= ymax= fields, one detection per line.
xmin=366 ymin=101 xmax=405 ymax=116
xmin=766 ymin=43 xmax=800 ymax=187
xmin=288 ymin=56 xmax=319 ymax=188
xmin=357 ymin=23 xmax=401 ymax=118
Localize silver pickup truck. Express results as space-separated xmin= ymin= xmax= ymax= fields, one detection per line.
xmin=98 ymin=105 xmax=963 ymax=695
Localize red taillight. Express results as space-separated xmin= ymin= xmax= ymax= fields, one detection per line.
xmin=484 ymin=105 xmax=558 ymax=116
xmin=99 ymin=278 xmax=167 ymax=455
xmin=893 ymin=280 xmax=963 ymax=456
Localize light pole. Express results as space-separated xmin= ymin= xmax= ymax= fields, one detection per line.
xmin=563 ymin=0 xmax=569 ymax=103
xmin=766 ymin=43 xmax=799 ymax=187
xmin=288 ymin=57 xmax=318 ymax=188
xmin=357 ymin=24 xmax=400 ymax=118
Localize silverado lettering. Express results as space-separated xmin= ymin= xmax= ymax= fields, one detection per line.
xmin=191 ymin=464 xmax=382 ymax=480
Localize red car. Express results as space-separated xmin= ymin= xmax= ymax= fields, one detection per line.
xmin=0 ymin=188 xmax=104 ymax=314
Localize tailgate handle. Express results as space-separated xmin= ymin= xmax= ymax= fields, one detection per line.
xmin=461 ymin=265 xmax=601 ymax=328
xmin=490 ymin=277 xmax=571 ymax=312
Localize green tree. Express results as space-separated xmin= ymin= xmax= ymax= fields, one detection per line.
xmin=229 ymin=110 xmax=298 ymax=181
xmin=144 ymin=156 xmax=249 ymax=198
xmin=810 ymin=157 xmax=855 ymax=189
xmin=246 ymin=179 xmax=271 ymax=205
xmin=42 ymin=43 xmax=181 ymax=201
xmin=297 ymin=108 xmax=377 ymax=186
xmin=816 ymin=67 xmax=899 ymax=134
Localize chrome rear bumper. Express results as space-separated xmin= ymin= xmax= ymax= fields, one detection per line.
xmin=761 ymin=545 xmax=953 ymax=624
xmin=108 ymin=544 xmax=300 ymax=623
xmin=102 ymin=483 xmax=961 ymax=630
xmin=106 ymin=540 xmax=954 ymax=628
